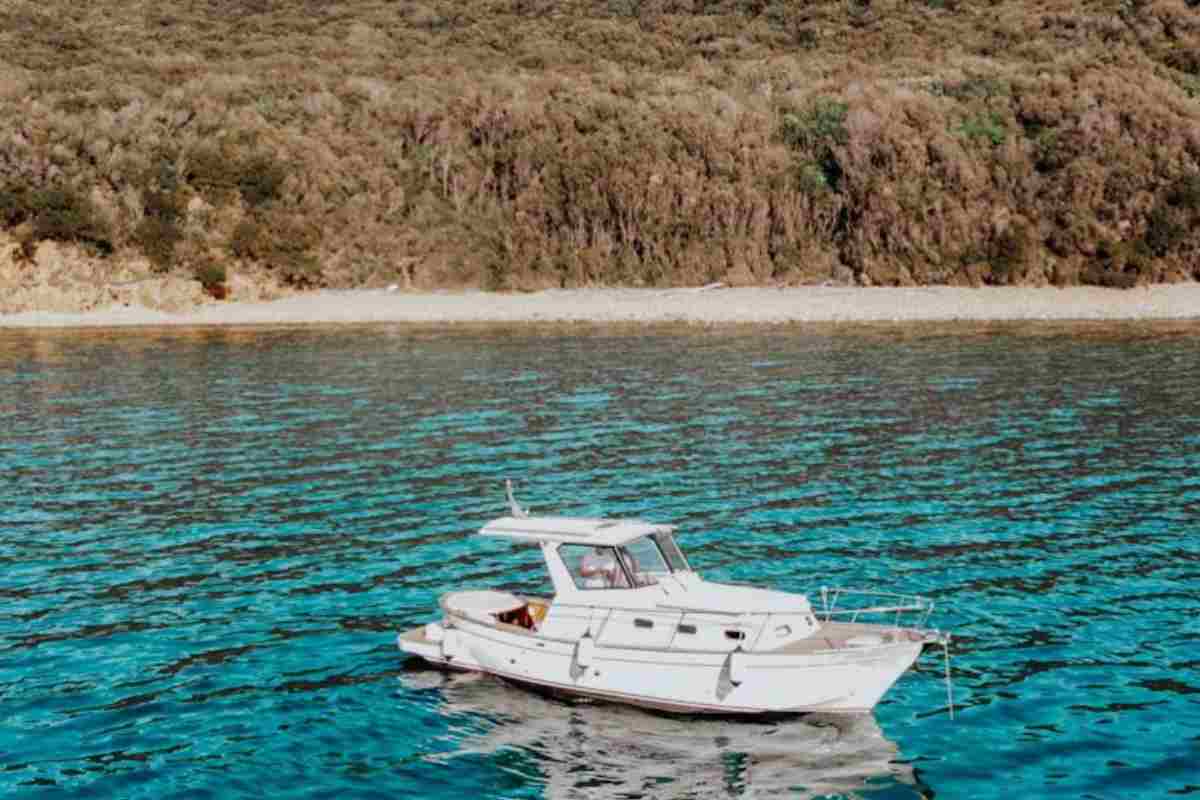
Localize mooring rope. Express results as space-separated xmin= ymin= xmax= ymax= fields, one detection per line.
xmin=943 ymin=634 xmax=955 ymax=720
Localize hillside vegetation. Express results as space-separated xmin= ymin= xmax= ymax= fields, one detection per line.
xmin=2 ymin=0 xmax=1200 ymax=293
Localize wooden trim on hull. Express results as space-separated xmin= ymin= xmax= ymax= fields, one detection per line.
xmin=411 ymin=654 xmax=870 ymax=716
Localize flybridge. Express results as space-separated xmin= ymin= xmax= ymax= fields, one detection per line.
xmin=479 ymin=515 xmax=673 ymax=547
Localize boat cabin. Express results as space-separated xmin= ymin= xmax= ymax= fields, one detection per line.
xmin=478 ymin=515 xmax=822 ymax=653
xmin=481 ymin=515 xmax=689 ymax=595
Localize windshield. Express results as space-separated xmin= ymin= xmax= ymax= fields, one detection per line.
xmin=562 ymin=544 xmax=633 ymax=590
xmin=652 ymin=532 xmax=689 ymax=572
xmin=560 ymin=534 xmax=688 ymax=591
xmin=617 ymin=535 xmax=672 ymax=588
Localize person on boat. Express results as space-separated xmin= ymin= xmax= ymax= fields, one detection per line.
xmin=615 ymin=547 xmax=649 ymax=586
xmin=579 ymin=547 xmax=629 ymax=588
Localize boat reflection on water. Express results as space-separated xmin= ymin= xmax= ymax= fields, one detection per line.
xmin=401 ymin=666 xmax=932 ymax=799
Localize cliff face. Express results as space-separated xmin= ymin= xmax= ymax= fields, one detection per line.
xmin=2 ymin=0 xmax=1199 ymax=297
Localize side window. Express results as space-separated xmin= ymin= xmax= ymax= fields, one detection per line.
xmin=653 ymin=533 xmax=689 ymax=572
xmin=560 ymin=545 xmax=631 ymax=590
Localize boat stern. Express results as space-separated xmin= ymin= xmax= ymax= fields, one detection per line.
xmin=397 ymin=623 xmax=448 ymax=663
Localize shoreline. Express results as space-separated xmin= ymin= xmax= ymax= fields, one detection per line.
xmin=2 ymin=285 xmax=1200 ymax=329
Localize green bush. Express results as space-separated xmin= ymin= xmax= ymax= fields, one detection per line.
xmin=229 ymin=218 xmax=262 ymax=261
xmin=1167 ymin=175 xmax=1200 ymax=210
xmin=1143 ymin=205 xmax=1185 ymax=257
xmin=930 ymin=77 xmax=1009 ymax=101
xmin=794 ymin=161 xmax=832 ymax=193
xmin=135 ymin=216 xmax=182 ymax=271
xmin=957 ymin=113 xmax=1007 ymax=147
xmin=193 ymin=259 xmax=227 ymax=289
xmin=778 ymin=100 xmax=849 ymax=197
xmin=135 ymin=188 xmax=185 ymax=271
xmin=188 ymin=146 xmax=287 ymax=208
xmin=1033 ymin=129 xmax=1063 ymax=173
xmin=229 ymin=212 xmax=322 ymax=287
xmin=275 ymin=250 xmax=322 ymax=287
xmin=1083 ymin=240 xmax=1142 ymax=288
xmin=0 ymin=183 xmax=33 ymax=228
xmin=1165 ymin=48 xmax=1200 ymax=76
xmin=1176 ymin=74 xmax=1200 ymax=99
xmin=990 ymin=223 xmax=1029 ymax=284
xmin=237 ymin=155 xmax=287 ymax=208
xmin=22 ymin=185 xmax=113 ymax=254
xmin=779 ymin=99 xmax=849 ymax=151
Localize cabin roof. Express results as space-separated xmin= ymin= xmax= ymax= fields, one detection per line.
xmin=478 ymin=515 xmax=672 ymax=546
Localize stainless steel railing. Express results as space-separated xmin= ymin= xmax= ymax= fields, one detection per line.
xmin=818 ymin=586 xmax=937 ymax=628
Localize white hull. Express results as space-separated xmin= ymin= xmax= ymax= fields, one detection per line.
xmin=399 ymin=616 xmax=927 ymax=714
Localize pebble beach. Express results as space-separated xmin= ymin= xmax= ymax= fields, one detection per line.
xmin=3 ymin=284 xmax=1200 ymax=328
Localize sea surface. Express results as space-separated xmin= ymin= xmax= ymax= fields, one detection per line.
xmin=1 ymin=324 xmax=1198 ymax=799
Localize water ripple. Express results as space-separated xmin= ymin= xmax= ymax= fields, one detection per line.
xmin=1 ymin=325 xmax=1199 ymax=798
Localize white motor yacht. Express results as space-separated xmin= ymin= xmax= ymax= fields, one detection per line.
xmin=397 ymin=484 xmax=952 ymax=715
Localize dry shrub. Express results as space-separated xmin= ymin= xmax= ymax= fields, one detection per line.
xmin=2 ymin=0 xmax=1200 ymax=289
xmin=192 ymin=254 xmax=228 ymax=297
xmin=230 ymin=211 xmax=323 ymax=287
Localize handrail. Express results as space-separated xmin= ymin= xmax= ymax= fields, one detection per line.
xmin=449 ymin=607 xmax=949 ymax=659
xmin=820 ymin=586 xmax=954 ymax=718
xmin=818 ymin=585 xmax=937 ymax=628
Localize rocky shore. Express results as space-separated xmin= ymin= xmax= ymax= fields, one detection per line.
xmin=0 ymin=233 xmax=295 ymax=317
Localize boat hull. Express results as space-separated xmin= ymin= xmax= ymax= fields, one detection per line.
xmin=398 ymin=618 xmax=926 ymax=714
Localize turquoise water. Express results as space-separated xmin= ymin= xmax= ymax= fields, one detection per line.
xmin=2 ymin=325 xmax=1198 ymax=799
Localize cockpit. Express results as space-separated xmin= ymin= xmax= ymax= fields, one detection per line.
xmin=560 ymin=532 xmax=690 ymax=590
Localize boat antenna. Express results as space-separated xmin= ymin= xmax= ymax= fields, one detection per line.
xmin=505 ymin=479 xmax=528 ymax=518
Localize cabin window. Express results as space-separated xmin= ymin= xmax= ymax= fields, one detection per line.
xmin=725 ymin=629 xmax=746 ymax=641
xmin=677 ymin=624 xmax=697 ymax=635
xmin=560 ymin=545 xmax=633 ymax=590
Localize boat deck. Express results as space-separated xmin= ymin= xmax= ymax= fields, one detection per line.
xmin=770 ymin=622 xmax=929 ymax=655
xmin=404 ymin=611 xmax=929 ymax=656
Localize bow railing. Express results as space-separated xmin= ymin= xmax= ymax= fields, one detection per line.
xmin=817 ymin=586 xmax=937 ymax=629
